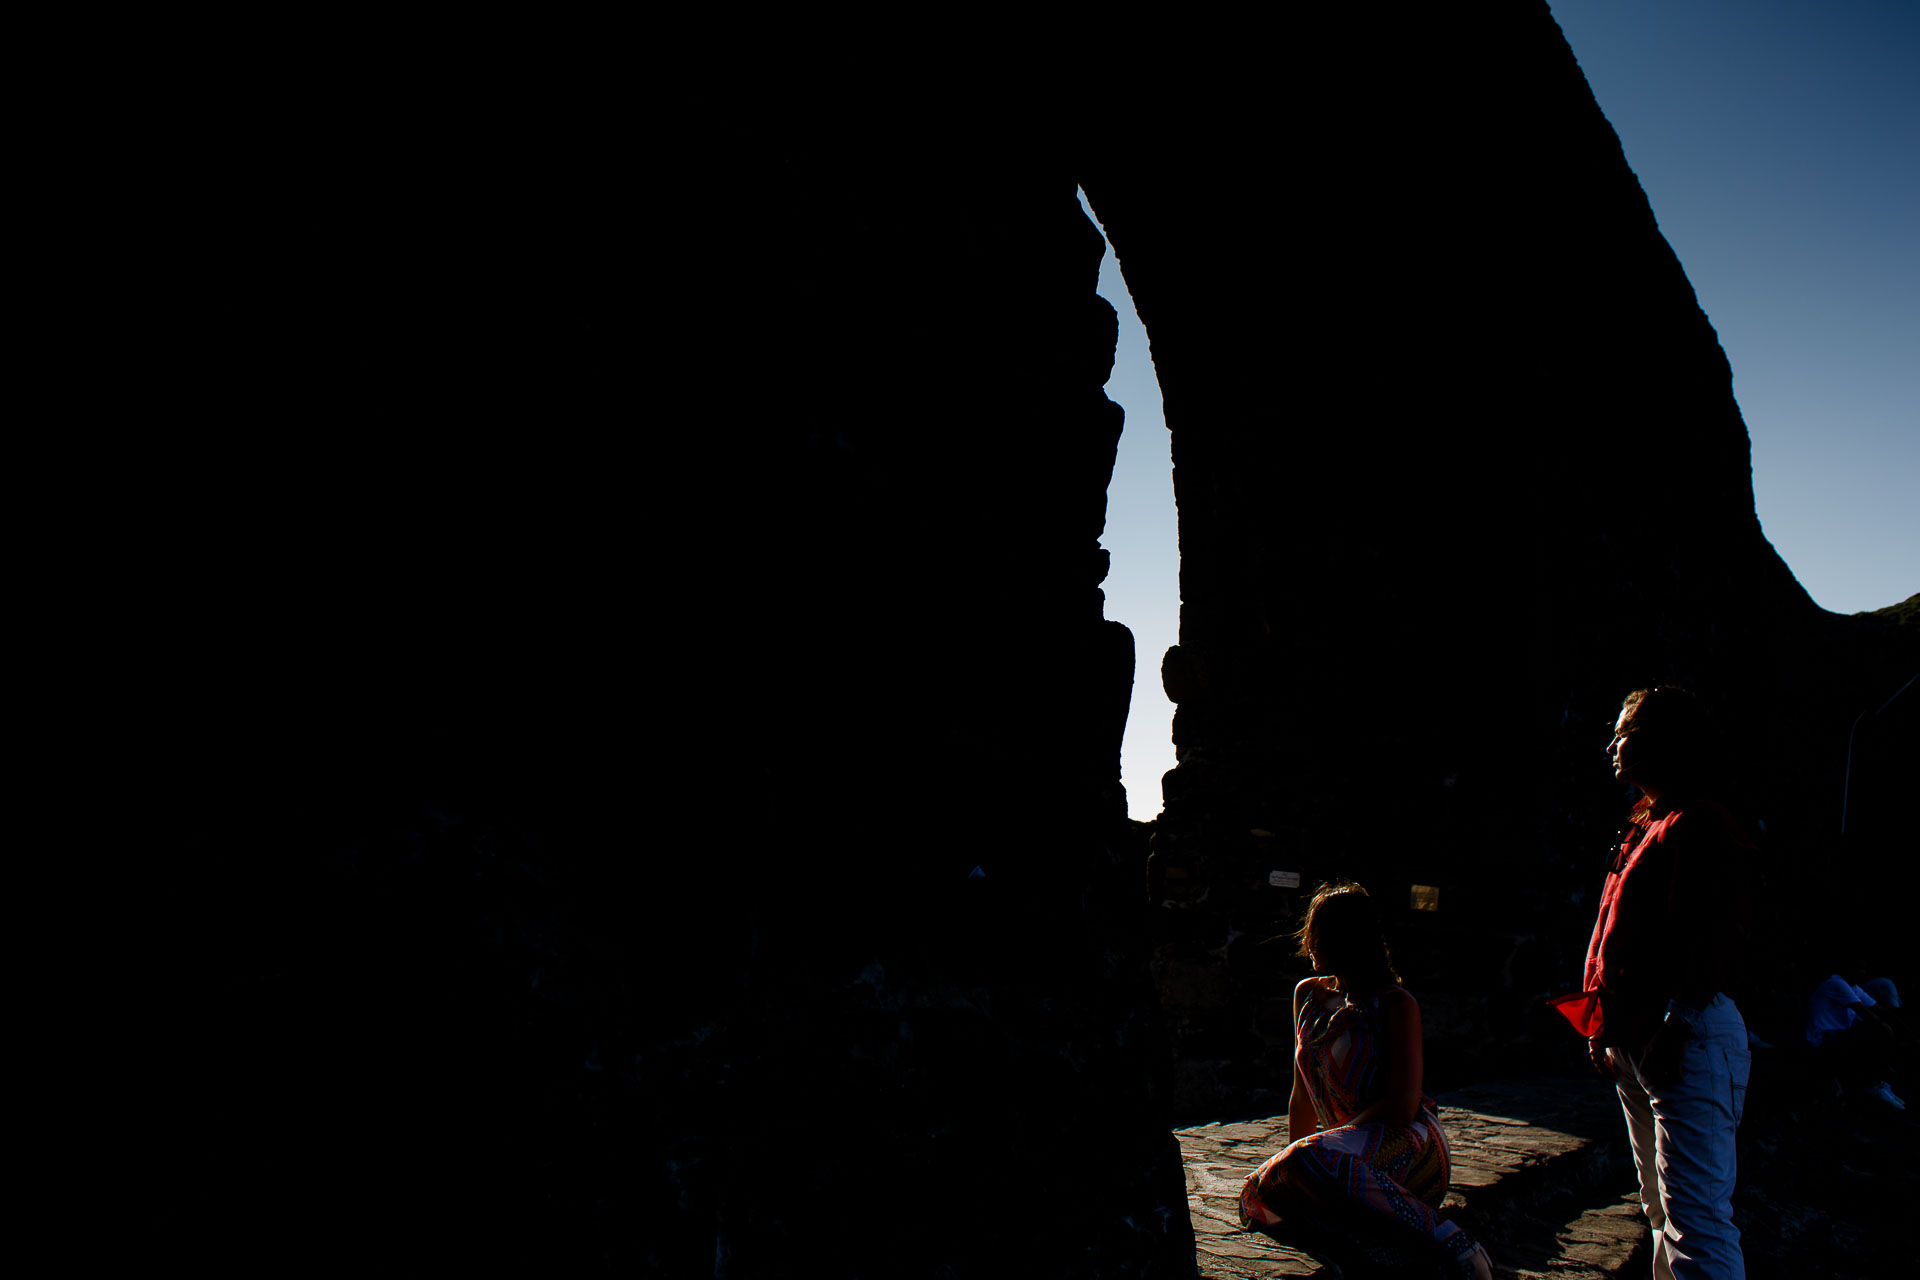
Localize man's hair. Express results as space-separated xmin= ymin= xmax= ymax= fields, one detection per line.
xmin=1620 ymin=685 xmax=1726 ymax=813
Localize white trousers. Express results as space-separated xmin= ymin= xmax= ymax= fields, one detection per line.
xmin=1610 ymin=994 xmax=1750 ymax=1280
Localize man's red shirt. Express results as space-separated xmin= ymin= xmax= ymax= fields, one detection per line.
xmin=1554 ymin=798 xmax=1753 ymax=1048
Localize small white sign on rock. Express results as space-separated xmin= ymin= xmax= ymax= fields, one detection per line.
xmin=1267 ymin=869 xmax=1301 ymax=889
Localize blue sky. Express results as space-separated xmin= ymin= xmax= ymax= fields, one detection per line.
xmin=1091 ymin=0 xmax=1918 ymax=821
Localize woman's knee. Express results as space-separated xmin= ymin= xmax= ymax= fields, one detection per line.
xmin=1269 ymin=1142 xmax=1310 ymax=1186
xmin=1268 ymin=1138 xmax=1337 ymax=1198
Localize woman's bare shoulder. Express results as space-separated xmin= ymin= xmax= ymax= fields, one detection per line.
xmin=1293 ymin=975 xmax=1336 ymax=1005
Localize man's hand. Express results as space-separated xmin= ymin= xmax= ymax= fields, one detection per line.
xmin=1640 ymin=1016 xmax=1692 ymax=1090
xmin=1588 ymin=1037 xmax=1615 ymax=1079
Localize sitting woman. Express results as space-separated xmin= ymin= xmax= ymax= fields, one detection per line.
xmin=1240 ymin=882 xmax=1492 ymax=1279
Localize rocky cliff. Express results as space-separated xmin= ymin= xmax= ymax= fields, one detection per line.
xmin=101 ymin=6 xmax=1914 ymax=1276
xmin=1079 ymin=5 xmax=1918 ymax=1117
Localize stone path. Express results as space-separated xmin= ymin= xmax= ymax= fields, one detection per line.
xmin=1178 ymin=1077 xmax=1650 ymax=1277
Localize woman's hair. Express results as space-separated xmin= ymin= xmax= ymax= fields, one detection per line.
xmin=1618 ymin=685 xmax=1726 ymax=820
xmin=1292 ymin=881 xmax=1401 ymax=986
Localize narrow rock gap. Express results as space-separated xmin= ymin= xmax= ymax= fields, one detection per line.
xmin=1077 ymin=186 xmax=1179 ymax=826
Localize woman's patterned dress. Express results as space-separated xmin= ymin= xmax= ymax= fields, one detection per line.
xmin=1238 ymin=984 xmax=1476 ymax=1270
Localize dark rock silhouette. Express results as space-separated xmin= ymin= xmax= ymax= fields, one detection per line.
xmin=1080 ymin=6 xmax=1918 ymax=1124
xmin=103 ymin=6 xmax=1915 ymax=1277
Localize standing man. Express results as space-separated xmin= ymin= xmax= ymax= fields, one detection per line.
xmin=1552 ymin=686 xmax=1755 ymax=1279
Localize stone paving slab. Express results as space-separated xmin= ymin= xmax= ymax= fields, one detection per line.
xmin=1177 ymin=1077 xmax=1645 ymax=1278
xmin=1179 ymin=1115 xmax=1324 ymax=1276
xmin=1485 ymin=1191 xmax=1647 ymax=1279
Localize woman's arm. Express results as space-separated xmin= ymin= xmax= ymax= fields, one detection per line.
xmin=1341 ymin=989 xmax=1424 ymax=1128
xmin=1288 ymin=1056 xmax=1319 ymax=1143
xmin=1287 ymin=979 xmax=1321 ymax=1141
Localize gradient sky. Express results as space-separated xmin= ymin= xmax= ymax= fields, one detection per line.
xmin=1090 ymin=0 xmax=1918 ymax=822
